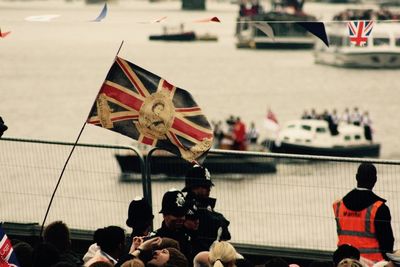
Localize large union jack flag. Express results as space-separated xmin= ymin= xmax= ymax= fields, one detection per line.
xmin=0 ymin=225 xmax=19 ymax=267
xmin=87 ymin=56 xmax=213 ymax=163
xmin=348 ymin=20 xmax=374 ymax=47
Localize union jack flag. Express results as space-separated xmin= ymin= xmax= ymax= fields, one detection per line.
xmin=87 ymin=56 xmax=213 ymax=163
xmin=348 ymin=20 xmax=374 ymax=47
xmin=0 ymin=225 xmax=19 ymax=267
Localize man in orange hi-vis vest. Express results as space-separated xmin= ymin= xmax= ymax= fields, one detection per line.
xmin=333 ymin=163 xmax=394 ymax=264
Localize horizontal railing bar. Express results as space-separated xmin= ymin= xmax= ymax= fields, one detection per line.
xmin=210 ymin=148 xmax=400 ymax=165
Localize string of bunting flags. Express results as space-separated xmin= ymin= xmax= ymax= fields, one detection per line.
xmin=0 ymin=2 xmax=392 ymax=46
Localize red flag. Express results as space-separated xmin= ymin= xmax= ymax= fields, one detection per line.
xmin=267 ymin=109 xmax=278 ymax=124
xmin=87 ymin=56 xmax=213 ymax=163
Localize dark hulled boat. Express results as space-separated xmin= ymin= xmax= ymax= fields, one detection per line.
xmin=115 ymin=152 xmax=277 ymax=181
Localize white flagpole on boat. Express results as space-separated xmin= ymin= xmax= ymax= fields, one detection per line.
xmin=39 ymin=40 xmax=125 ymax=238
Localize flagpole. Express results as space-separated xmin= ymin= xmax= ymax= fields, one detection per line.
xmin=39 ymin=40 xmax=125 ymax=238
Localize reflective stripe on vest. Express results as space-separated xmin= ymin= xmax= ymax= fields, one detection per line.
xmin=333 ymin=199 xmax=384 ymax=262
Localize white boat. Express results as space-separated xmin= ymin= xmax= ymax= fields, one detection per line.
xmin=266 ymin=119 xmax=380 ymax=157
xmin=314 ymin=22 xmax=400 ymax=68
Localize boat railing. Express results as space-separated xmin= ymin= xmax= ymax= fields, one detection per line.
xmin=2 ymin=137 xmax=400 ymax=263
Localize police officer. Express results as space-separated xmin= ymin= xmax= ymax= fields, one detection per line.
xmin=182 ymin=165 xmax=231 ymax=251
xmin=152 ymin=189 xmax=192 ymax=262
xmin=333 ymin=163 xmax=394 ymax=263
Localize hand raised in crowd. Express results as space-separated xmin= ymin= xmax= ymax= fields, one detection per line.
xmin=129 ymin=236 xmax=162 ymax=254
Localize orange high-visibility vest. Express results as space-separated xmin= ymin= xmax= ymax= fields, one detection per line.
xmin=333 ymin=199 xmax=384 ymax=262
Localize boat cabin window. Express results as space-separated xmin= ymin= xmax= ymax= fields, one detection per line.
xmin=316 ymin=127 xmax=327 ymax=133
xmin=396 ymin=38 xmax=400 ymax=46
xmin=344 ymin=135 xmax=351 ymax=141
xmin=287 ymin=124 xmax=296 ymax=129
xmin=301 ymin=125 xmax=312 ymax=131
xmin=354 ymin=135 xmax=361 ymax=140
xmin=373 ymin=37 xmax=390 ymax=46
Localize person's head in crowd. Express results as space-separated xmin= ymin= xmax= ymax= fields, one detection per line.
xmin=209 ymin=241 xmax=237 ymax=267
xmin=121 ymin=258 xmax=145 ymax=267
xmin=265 ymin=257 xmax=288 ymax=267
xmin=385 ymin=249 xmax=400 ymax=267
xmin=183 ymin=204 xmax=199 ymax=232
xmin=183 ymin=165 xmax=214 ymax=199
xmin=356 ymin=163 xmax=377 ymax=190
xmin=147 ymin=247 xmax=188 ymax=267
xmin=94 ymin=226 xmax=126 ymax=261
xmin=88 ymin=261 xmax=114 ymax=267
xmin=0 ymin=116 xmax=8 ymax=137
xmin=159 ymin=238 xmax=180 ymax=250
xmin=32 ymin=242 xmax=60 ymax=267
xmin=126 ymin=197 xmax=154 ymax=236
xmin=12 ymin=241 xmax=33 ymax=267
xmin=337 ymin=258 xmax=364 ymax=267
xmin=160 ymin=189 xmax=187 ymax=231
xmin=333 ymin=244 xmax=360 ymax=267
xmin=43 ymin=220 xmax=71 ymax=252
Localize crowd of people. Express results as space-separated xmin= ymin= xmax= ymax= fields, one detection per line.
xmin=301 ymin=107 xmax=374 ymax=141
xmin=7 ymin=163 xmax=398 ymax=267
xmin=211 ymin=116 xmax=260 ymax=151
xmin=8 ymin=165 xmax=234 ymax=267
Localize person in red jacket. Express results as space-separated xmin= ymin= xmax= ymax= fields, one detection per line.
xmin=232 ymin=117 xmax=246 ymax=151
xmin=333 ymin=163 xmax=394 ymax=263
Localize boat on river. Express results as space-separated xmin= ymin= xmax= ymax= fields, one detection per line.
xmin=314 ymin=23 xmax=400 ymax=68
xmin=116 ymin=150 xmax=277 ymax=181
xmin=149 ymin=25 xmax=218 ymax=42
xmin=235 ymin=0 xmax=317 ymax=49
xmin=314 ymin=9 xmax=400 ymax=68
xmin=264 ymin=119 xmax=380 ymax=157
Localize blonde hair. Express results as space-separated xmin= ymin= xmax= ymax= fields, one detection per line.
xmin=209 ymin=241 xmax=237 ymax=267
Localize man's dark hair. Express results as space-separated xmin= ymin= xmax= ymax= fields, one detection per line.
xmin=94 ymin=226 xmax=125 ymax=255
xmin=356 ymin=163 xmax=377 ymax=189
xmin=43 ymin=221 xmax=71 ymax=252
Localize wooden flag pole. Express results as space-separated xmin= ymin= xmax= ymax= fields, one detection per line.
xmin=39 ymin=40 xmax=125 ymax=238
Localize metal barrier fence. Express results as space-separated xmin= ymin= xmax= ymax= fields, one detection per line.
xmin=0 ymin=137 xmax=146 ymax=232
xmin=1 ymin=137 xmax=400 ymax=254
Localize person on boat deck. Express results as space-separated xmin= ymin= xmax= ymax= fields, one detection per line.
xmin=350 ymin=107 xmax=362 ymax=126
xmin=333 ymin=163 xmax=394 ymax=264
xmin=246 ymin=122 xmax=259 ymax=145
xmin=310 ymin=109 xmax=318 ymax=120
xmin=0 ymin=116 xmax=7 ymax=137
xmin=341 ymin=108 xmax=351 ymax=124
xmin=212 ymin=121 xmax=224 ymax=149
xmin=330 ymin=109 xmax=339 ymax=136
xmin=301 ymin=110 xmax=311 ymax=120
xmin=232 ymin=117 xmax=246 ymax=150
xmin=361 ymin=111 xmax=373 ymax=142
xmin=183 ymin=165 xmax=231 ymax=252
xmin=151 ymin=189 xmax=192 ymax=263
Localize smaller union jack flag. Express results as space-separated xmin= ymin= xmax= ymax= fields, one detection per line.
xmin=348 ymin=20 xmax=374 ymax=47
xmin=0 ymin=225 xmax=19 ymax=267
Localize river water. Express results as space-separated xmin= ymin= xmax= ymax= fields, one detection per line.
xmin=1 ymin=0 xmax=400 ymax=253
